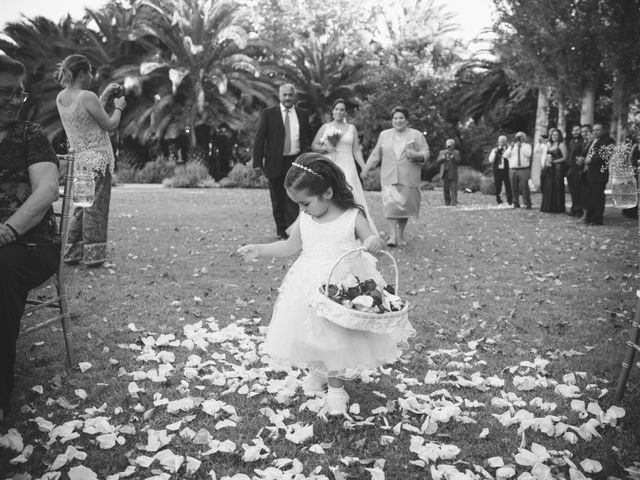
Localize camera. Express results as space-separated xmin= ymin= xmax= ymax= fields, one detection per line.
xmin=114 ymin=84 xmax=124 ymax=96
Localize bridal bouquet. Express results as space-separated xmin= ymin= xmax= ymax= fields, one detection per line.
xmin=321 ymin=274 xmax=405 ymax=314
xmin=321 ymin=126 xmax=343 ymax=149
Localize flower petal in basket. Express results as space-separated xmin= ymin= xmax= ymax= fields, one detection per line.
xmin=312 ymin=290 xmax=410 ymax=334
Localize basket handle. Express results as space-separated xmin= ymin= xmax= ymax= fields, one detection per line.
xmin=322 ymin=247 xmax=399 ymax=297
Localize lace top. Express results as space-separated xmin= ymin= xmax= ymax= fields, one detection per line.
xmin=57 ymin=92 xmax=115 ymax=175
xmin=299 ymin=209 xmax=360 ymax=264
xmin=0 ymin=122 xmax=59 ymax=244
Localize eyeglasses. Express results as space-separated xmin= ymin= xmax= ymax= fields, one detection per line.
xmin=0 ymin=88 xmax=29 ymax=103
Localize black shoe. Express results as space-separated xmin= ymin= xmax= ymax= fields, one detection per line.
xmin=496 ymin=199 xmax=502 ymax=205
xmin=512 ymin=204 xmax=520 ymax=209
xmin=525 ymin=205 xmax=532 ymax=210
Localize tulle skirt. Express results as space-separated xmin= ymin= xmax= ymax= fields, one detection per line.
xmin=261 ymin=252 xmax=415 ymax=378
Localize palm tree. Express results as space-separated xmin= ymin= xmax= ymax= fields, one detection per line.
xmin=280 ymin=35 xmax=370 ymax=131
xmin=121 ymin=0 xmax=276 ymax=165
xmin=0 ymin=15 xmax=111 ymax=140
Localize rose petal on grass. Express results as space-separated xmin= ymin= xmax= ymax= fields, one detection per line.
xmin=579 ymin=459 xmax=602 ymax=473
xmin=309 ymin=444 xmax=325 ymax=454
xmin=78 ymin=362 xmax=92 ymax=372
xmin=495 ymin=466 xmax=515 ymax=479
xmin=488 ymin=456 xmax=505 ymax=468
xmin=0 ymin=428 xmax=24 ymax=452
xmin=68 ymin=465 xmax=98 ymax=480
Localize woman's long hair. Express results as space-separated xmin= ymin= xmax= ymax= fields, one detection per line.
xmin=285 ymin=152 xmax=366 ymax=216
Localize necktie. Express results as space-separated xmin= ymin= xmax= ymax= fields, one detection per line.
xmin=517 ymin=143 xmax=521 ymax=167
xmin=283 ymin=109 xmax=291 ymax=156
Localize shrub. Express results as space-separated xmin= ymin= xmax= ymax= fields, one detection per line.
xmin=219 ymin=162 xmax=268 ymax=188
xmin=457 ymin=166 xmax=484 ymax=192
xmin=163 ymin=162 xmax=215 ymax=188
xmin=480 ymin=176 xmax=496 ymax=195
xmin=135 ymin=157 xmax=175 ymax=183
xmin=114 ymin=166 xmax=137 ymax=184
xmin=361 ymin=167 xmax=381 ymax=191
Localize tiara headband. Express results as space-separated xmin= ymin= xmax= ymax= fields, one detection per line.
xmin=292 ymin=162 xmax=323 ymax=179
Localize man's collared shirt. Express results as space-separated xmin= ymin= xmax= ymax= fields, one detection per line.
xmin=280 ymin=103 xmax=300 ymax=155
xmin=505 ymin=142 xmax=532 ymax=168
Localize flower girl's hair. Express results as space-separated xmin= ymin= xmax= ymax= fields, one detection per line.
xmin=286 ymin=153 xmax=366 ymax=216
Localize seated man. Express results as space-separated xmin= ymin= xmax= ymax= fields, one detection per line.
xmin=0 ymin=54 xmax=60 ymax=421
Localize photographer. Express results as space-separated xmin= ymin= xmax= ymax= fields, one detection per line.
xmin=436 ymin=138 xmax=461 ymax=206
xmin=56 ymin=54 xmax=126 ymax=266
xmin=505 ymin=132 xmax=533 ymax=209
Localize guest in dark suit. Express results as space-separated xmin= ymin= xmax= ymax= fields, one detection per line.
xmin=488 ymin=135 xmax=511 ymax=205
xmin=583 ymin=122 xmax=614 ymax=225
xmin=253 ymin=84 xmax=311 ymax=239
xmin=565 ymin=125 xmax=584 ymax=216
xmin=436 ymin=138 xmax=461 ymax=206
xmin=577 ymin=124 xmax=592 ymax=219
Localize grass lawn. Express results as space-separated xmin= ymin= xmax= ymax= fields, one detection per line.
xmin=2 ymin=185 xmax=639 ymax=480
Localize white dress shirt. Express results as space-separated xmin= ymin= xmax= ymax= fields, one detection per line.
xmin=280 ymin=103 xmax=300 ymax=155
xmin=505 ymin=142 xmax=532 ymax=168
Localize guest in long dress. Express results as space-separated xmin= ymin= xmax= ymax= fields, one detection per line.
xmin=311 ymin=98 xmax=376 ymax=232
xmin=540 ymin=128 xmax=567 ymax=213
xmin=360 ymin=106 xmax=429 ymax=247
xmin=0 ymin=55 xmax=60 ymax=420
xmin=55 ymin=54 xmax=126 ymax=266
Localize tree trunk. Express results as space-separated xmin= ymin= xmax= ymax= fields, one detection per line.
xmin=580 ymin=85 xmax=595 ymax=126
xmin=534 ymin=87 xmax=549 ymax=146
xmin=557 ymin=97 xmax=567 ymax=135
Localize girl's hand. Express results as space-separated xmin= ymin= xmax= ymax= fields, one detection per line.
xmin=237 ymin=244 xmax=260 ymax=261
xmin=362 ymin=235 xmax=384 ymax=254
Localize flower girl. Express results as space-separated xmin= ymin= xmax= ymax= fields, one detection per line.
xmin=238 ymin=153 xmax=414 ymax=415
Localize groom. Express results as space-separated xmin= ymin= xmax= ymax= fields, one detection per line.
xmin=253 ymin=84 xmax=312 ymax=239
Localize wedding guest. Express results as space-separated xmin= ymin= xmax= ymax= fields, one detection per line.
xmin=505 ymin=132 xmax=533 ymax=209
xmin=0 ymin=54 xmax=60 ymax=421
xmin=540 ymin=128 xmax=567 ymax=213
xmin=436 ymin=139 xmax=461 ymax=206
xmin=622 ymin=133 xmax=639 ymax=218
xmin=578 ymin=124 xmax=593 ymax=220
xmin=531 ymin=133 xmax=547 ymax=193
xmin=253 ymin=84 xmax=312 ymax=239
xmin=565 ymin=125 xmax=585 ymax=217
xmin=583 ymin=122 xmax=614 ymax=226
xmin=56 ymin=54 xmax=126 ymax=266
xmin=311 ymin=98 xmax=376 ymax=232
xmin=360 ymin=106 xmax=429 ymax=247
xmin=488 ymin=135 xmax=512 ymax=205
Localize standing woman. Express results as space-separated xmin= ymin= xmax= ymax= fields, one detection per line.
xmin=55 ymin=54 xmax=126 ymax=267
xmin=361 ymin=106 xmax=429 ymax=246
xmin=540 ymin=128 xmax=567 ymax=213
xmin=311 ymin=98 xmax=376 ymax=232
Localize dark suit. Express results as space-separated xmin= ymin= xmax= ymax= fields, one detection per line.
xmin=253 ymin=104 xmax=311 ymax=237
xmin=566 ymin=137 xmax=584 ymax=215
xmin=489 ymin=146 xmax=511 ymax=204
xmin=437 ymin=148 xmax=461 ymax=205
xmin=584 ymin=135 xmax=615 ymax=224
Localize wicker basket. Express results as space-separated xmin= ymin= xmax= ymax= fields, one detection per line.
xmin=311 ymin=248 xmax=409 ymax=334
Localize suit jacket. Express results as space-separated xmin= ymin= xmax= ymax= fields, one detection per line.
xmin=437 ymin=148 xmax=461 ymax=180
xmin=366 ymin=128 xmax=429 ymax=188
xmin=488 ymin=146 xmax=509 ymax=174
xmin=586 ymin=136 xmax=614 ymax=183
xmin=566 ymin=137 xmax=584 ymax=173
xmin=252 ymin=104 xmax=311 ymax=179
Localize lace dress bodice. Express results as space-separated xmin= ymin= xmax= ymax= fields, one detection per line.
xmin=57 ymin=92 xmax=115 ymax=175
xmin=334 ymin=125 xmax=355 ymax=154
xmin=299 ymin=209 xmax=360 ymax=263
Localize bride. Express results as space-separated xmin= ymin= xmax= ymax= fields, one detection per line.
xmin=311 ymin=98 xmax=377 ymax=232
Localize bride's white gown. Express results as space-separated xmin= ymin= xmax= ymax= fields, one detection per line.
xmin=330 ymin=124 xmax=378 ymax=233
